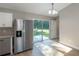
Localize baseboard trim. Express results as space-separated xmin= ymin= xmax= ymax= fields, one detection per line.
xmin=51 ymin=37 xmax=59 ymax=40
xmin=60 ymin=41 xmax=79 ymax=50
xmin=0 ymin=53 xmax=10 ymax=56
xmin=14 ymin=48 xmax=32 ymax=55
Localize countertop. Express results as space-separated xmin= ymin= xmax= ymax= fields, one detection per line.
xmin=0 ymin=36 xmax=13 ymax=38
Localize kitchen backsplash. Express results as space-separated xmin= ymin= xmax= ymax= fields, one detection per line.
xmin=0 ymin=27 xmax=13 ymax=36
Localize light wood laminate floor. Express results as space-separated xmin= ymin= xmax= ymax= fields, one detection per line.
xmin=16 ymin=40 xmax=79 ymax=56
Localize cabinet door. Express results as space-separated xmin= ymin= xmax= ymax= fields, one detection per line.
xmin=0 ymin=12 xmax=12 ymax=27
xmin=2 ymin=38 xmax=10 ymax=54
xmin=0 ymin=13 xmax=5 ymax=27
xmin=0 ymin=38 xmax=10 ymax=55
xmin=0 ymin=40 xmax=3 ymax=55
xmin=3 ymin=13 xmax=12 ymax=27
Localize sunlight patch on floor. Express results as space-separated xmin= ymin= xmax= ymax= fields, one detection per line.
xmin=51 ymin=43 xmax=72 ymax=53
xmin=36 ymin=43 xmax=64 ymax=56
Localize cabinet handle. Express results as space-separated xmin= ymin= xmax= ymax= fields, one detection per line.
xmin=0 ymin=40 xmax=4 ymax=41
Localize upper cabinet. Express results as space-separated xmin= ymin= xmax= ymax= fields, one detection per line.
xmin=0 ymin=12 xmax=13 ymax=27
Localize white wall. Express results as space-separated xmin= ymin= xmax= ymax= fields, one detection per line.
xmin=59 ymin=3 xmax=79 ymax=50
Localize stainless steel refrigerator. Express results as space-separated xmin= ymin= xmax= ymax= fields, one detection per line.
xmin=14 ymin=19 xmax=33 ymax=54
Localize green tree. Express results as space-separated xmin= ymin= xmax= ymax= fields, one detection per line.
xmin=34 ymin=20 xmax=49 ymax=29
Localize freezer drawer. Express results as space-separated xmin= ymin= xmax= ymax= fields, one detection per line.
xmin=14 ymin=37 xmax=24 ymax=53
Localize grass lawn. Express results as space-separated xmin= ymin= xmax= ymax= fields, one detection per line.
xmin=34 ymin=29 xmax=49 ymax=37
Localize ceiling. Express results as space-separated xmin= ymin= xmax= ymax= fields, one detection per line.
xmin=0 ymin=3 xmax=71 ymax=17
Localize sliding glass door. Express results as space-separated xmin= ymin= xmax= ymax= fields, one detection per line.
xmin=42 ymin=21 xmax=49 ymax=40
xmin=33 ymin=20 xmax=49 ymax=43
xmin=33 ymin=20 xmax=43 ymax=42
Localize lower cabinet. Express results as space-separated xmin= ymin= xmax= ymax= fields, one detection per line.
xmin=0 ymin=41 xmax=3 ymax=55
xmin=0 ymin=38 xmax=10 ymax=55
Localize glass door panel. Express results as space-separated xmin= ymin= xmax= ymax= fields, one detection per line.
xmin=33 ymin=20 xmax=43 ymax=43
xmin=42 ymin=20 xmax=49 ymax=40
